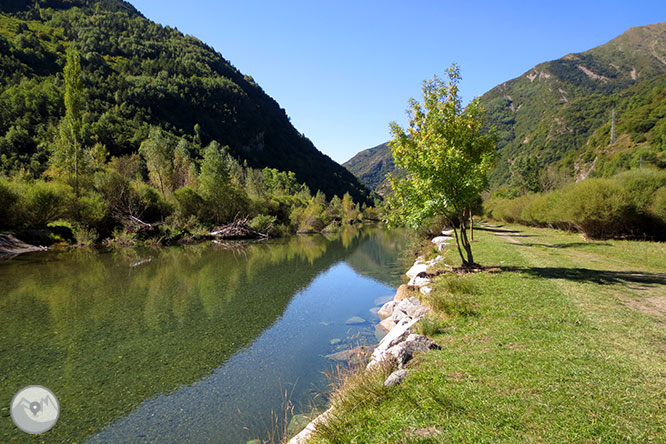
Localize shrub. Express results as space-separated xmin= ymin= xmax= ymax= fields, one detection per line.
xmin=249 ymin=214 xmax=282 ymax=237
xmin=559 ymin=179 xmax=633 ymax=239
xmin=652 ymin=187 xmax=666 ymax=221
xmin=171 ymin=186 xmax=205 ymax=221
xmin=22 ymin=180 xmax=73 ymax=227
xmin=614 ymin=169 xmax=666 ymax=212
xmin=0 ymin=178 xmax=19 ymax=228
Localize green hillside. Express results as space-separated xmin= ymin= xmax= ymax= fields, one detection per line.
xmin=342 ymin=142 xmax=397 ymax=194
xmin=480 ymin=22 xmax=666 ymax=188
xmin=0 ymin=0 xmax=371 ymax=202
xmin=344 ymin=22 xmax=666 ymax=195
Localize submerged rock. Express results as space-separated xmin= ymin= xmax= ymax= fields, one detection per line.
xmin=384 ymin=369 xmax=410 ymax=387
xmin=373 ymin=294 xmax=394 ymax=305
xmin=287 ymin=414 xmax=311 ymax=437
xmin=374 ymin=323 xmax=388 ymax=341
xmin=345 ymin=316 xmax=366 ymax=325
xmin=325 ymin=345 xmax=372 ymax=362
xmin=329 ymin=338 xmax=341 ymax=345
xmin=369 ymin=306 xmax=381 ymax=316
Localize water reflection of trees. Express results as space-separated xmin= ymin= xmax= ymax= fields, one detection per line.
xmin=0 ymin=228 xmax=408 ymax=443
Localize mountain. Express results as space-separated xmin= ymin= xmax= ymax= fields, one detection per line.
xmin=342 ymin=142 xmax=397 ymax=195
xmin=0 ymin=0 xmax=371 ymax=202
xmin=480 ymin=21 xmax=666 ymax=188
xmin=344 ymin=22 xmax=666 ymax=194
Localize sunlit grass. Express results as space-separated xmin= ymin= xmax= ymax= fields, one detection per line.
xmin=311 ymin=224 xmax=666 ymax=444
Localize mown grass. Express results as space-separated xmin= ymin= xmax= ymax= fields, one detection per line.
xmin=311 ymin=224 xmax=666 ymax=443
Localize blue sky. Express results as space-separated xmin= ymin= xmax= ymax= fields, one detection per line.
xmin=130 ymin=0 xmax=665 ymax=163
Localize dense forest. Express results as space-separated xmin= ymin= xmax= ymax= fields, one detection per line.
xmin=0 ymin=0 xmax=378 ymax=244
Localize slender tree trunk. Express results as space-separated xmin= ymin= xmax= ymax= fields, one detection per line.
xmin=74 ymin=140 xmax=79 ymax=198
xmin=470 ymin=208 xmax=474 ymax=242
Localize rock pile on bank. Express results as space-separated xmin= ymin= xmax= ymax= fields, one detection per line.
xmin=287 ymin=230 xmax=453 ymax=444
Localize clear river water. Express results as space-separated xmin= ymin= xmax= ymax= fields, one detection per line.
xmin=0 ymin=226 xmax=410 ymax=443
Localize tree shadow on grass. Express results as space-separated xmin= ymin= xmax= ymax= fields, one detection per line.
xmin=513 ymin=242 xmax=612 ymax=249
xmin=494 ymin=266 xmax=666 ymax=287
xmin=475 ymin=226 xmax=522 ymax=234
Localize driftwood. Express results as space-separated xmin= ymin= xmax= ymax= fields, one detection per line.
xmin=124 ymin=215 xmax=159 ymax=236
xmin=210 ymin=218 xmax=269 ymax=240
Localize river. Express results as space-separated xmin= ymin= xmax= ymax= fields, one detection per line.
xmin=0 ymin=226 xmax=410 ymax=443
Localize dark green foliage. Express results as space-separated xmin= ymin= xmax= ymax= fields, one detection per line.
xmin=0 ymin=0 xmax=371 ymax=203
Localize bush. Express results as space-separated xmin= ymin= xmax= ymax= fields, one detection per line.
xmin=652 ymin=187 xmax=666 ymax=221
xmin=22 ymin=180 xmax=73 ymax=227
xmin=133 ymin=182 xmax=171 ymax=222
xmin=558 ymin=179 xmax=633 ymax=239
xmin=248 ymin=214 xmax=283 ymax=237
xmin=171 ymin=186 xmax=205 ymax=221
xmin=614 ymin=169 xmax=666 ymax=212
xmin=0 ymin=178 xmax=19 ymax=229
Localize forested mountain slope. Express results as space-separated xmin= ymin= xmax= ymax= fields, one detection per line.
xmin=480 ymin=21 xmax=666 ymax=188
xmin=343 ymin=142 xmax=396 ymax=194
xmin=0 ymin=0 xmax=371 ymax=202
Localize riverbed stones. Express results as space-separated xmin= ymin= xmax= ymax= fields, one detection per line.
xmin=374 ymin=323 xmax=388 ymax=341
xmin=287 ymin=414 xmax=311 ymax=437
xmin=345 ymin=316 xmax=366 ymax=325
xmin=384 ymin=369 xmax=410 ymax=387
xmin=378 ymin=300 xmax=397 ymax=320
xmin=324 ymin=345 xmax=372 ymax=362
xmin=287 ymin=408 xmax=333 ymax=444
xmin=329 ymin=338 xmax=341 ymax=345
xmin=373 ymin=294 xmax=394 ymax=305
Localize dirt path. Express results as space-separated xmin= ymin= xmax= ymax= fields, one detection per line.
xmin=487 ymin=225 xmax=666 ymax=325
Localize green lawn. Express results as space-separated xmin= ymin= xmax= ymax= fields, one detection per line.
xmin=311 ymin=224 xmax=666 ymax=443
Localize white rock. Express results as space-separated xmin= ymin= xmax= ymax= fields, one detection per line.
xmin=442 ymin=229 xmax=454 ymax=236
xmin=379 ymin=317 xmax=397 ymax=332
xmin=408 ymin=274 xmax=431 ymax=287
xmin=367 ymin=318 xmax=420 ymax=369
xmin=406 ymin=262 xmax=428 ymax=279
xmin=386 ymin=334 xmax=440 ymax=368
xmin=384 ymin=369 xmax=410 ymax=387
xmin=431 ymin=236 xmax=452 ymax=245
xmin=378 ymin=300 xmax=397 ymax=320
xmin=391 ymin=308 xmax=409 ymax=323
xmin=420 ymin=286 xmax=432 ymax=296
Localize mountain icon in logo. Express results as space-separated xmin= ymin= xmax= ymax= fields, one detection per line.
xmin=10 ymin=386 xmax=60 ymax=434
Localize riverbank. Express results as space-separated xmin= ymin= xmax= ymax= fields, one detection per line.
xmin=297 ymin=224 xmax=666 ymax=443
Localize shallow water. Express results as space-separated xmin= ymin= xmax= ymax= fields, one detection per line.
xmin=0 ymin=226 xmax=410 ymax=443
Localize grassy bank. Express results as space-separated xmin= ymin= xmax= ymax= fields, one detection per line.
xmin=310 ymin=224 xmax=666 ymax=443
